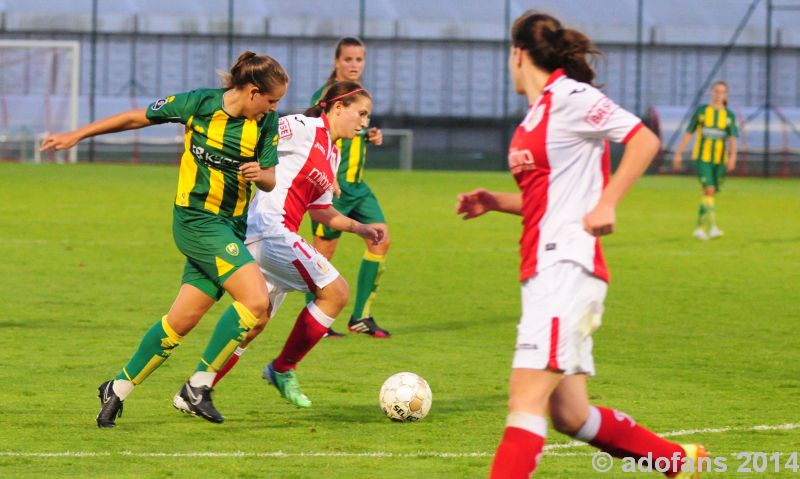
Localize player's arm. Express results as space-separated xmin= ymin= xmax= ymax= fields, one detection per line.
xmin=726 ymin=136 xmax=738 ymax=172
xmin=40 ymin=109 xmax=151 ymax=151
xmin=456 ymin=189 xmax=522 ymax=219
xmin=239 ymin=163 xmax=276 ymax=192
xmin=309 ymin=206 xmax=386 ymax=245
xmin=583 ymin=126 xmax=660 ymax=237
xmin=672 ymin=132 xmax=693 ymax=172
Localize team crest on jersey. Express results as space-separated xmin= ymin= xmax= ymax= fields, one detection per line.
xmin=225 ymin=243 xmax=240 ymax=256
xmin=151 ymin=98 xmax=167 ymax=111
xmin=278 ymin=117 xmax=292 ymax=139
xmin=523 ymin=103 xmax=546 ymax=132
xmin=585 ymin=97 xmax=619 ymax=130
xmin=313 ymin=258 xmax=330 ymax=274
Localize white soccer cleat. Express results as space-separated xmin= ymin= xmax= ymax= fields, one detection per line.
xmin=708 ymin=226 xmax=724 ymax=239
xmin=692 ymin=227 xmax=709 ymax=241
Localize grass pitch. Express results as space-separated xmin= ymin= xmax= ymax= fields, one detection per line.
xmin=0 ymin=163 xmax=798 ymax=478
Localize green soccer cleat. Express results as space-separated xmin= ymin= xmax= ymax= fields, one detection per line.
xmin=675 ymin=444 xmax=709 ymax=479
xmin=263 ymin=361 xmax=312 ymax=408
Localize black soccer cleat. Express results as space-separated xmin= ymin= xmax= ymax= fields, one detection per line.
xmin=96 ymin=380 xmax=124 ymax=428
xmin=348 ymin=316 xmax=391 ymax=338
xmin=176 ymin=382 xmax=224 ymax=424
xmin=324 ymin=326 xmax=346 ymax=338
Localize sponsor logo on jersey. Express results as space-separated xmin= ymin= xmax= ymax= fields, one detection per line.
xmin=278 ymin=117 xmax=292 ymax=139
xmin=191 ymin=144 xmax=238 ymax=170
xmin=306 ymin=167 xmax=333 ymax=192
xmin=225 ymin=243 xmax=240 ymax=256
xmin=585 ymin=97 xmax=619 ymax=129
xmin=509 ymin=147 xmax=536 ymax=174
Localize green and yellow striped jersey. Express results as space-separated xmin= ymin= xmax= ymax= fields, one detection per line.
xmin=146 ymin=88 xmax=279 ymax=217
xmin=311 ymin=84 xmax=369 ymax=187
xmin=686 ymin=104 xmax=739 ymax=164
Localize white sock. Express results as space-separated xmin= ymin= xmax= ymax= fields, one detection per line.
xmin=189 ymin=371 xmax=216 ymax=389
xmin=506 ymin=411 xmax=548 ymax=437
xmin=573 ymin=405 xmax=602 ymax=442
xmin=112 ymin=379 xmax=135 ymax=401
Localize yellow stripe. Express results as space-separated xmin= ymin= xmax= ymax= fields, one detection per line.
xmin=161 ymin=315 xmax=183 ymax=347
xmin=216 ymin=256 xmax=235 ymax=278
xmin=175 ymin=125 xmax=196 ymax=207
xmin=712 ymin=139 xmax=724 ymax=164
xmin=207 ymin=340 xmax=240 ymax=372
xmin=233 ymin=172 xmax=249 ymax=216
xmin=362 ymin=259 xmax=386 ymax=318
xmin=131 ymin=356 xmax=166 ymax=385
xmin=232 ymin=301 xmax=259 ymax=330
xmin=240 ymin=119 xmax=258 ymax=157
xmin=346 ymin=136 xmax=361 ymax=182
xmin=691 ymin=130 xmax=702 ymax=160
xmin=204 ymin=167 xmax=225 ymax=213
xmin=206 ymin=110 xmax=229 ymax=149
xmin=701 ymin=138 xmax=713 ymax=162
xmin=363 ymin=251 xmax=385 ymax=262
xmin=704 ymin=106 xmax=715 ymax=127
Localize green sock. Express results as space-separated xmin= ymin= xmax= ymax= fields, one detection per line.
xmin=116 ymin=315 xmax=183 ymax=385
xmin=702 ymin=195 xmax=716 ymax=229
xmin=351 ymin=252 xmax=385 ymax=320
xmin=196 ymin=301 xmax=258 ymax=372
xmin=696 ymin=202 xmax=707 ymax=228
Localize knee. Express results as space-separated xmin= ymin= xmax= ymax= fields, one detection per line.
xmin=367 ymin=226 xmax=390 ymax=255
xmin=239 ymin=296 xmax=269 ymax=321
xmin=319 ymin=277 xmax=349 ymax=312
xmin=549 ymin=406 xmax=589 ymax=436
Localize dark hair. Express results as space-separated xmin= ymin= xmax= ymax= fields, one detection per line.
xmin=511 ymin=11 xmax=600 ymax=85
xmin=323 ymin=36 xmax=366 ymax=89
xmin=222 ymin=51 xmax=288 ymax=94
xmin=304 ymin=81 xmax=371 ymax=117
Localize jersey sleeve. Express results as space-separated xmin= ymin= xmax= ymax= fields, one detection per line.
xmin=570 ymin=87 xmax=642 ymax=143
xmin=686 ymin=106 xmax=702 ymax=133
xmin=145 ymin=91 xmax=197 ymax=125
xmin=309 ymin=189 xmax=333 ymax=209
xmin=256 ymin=112 xmax=279 ymax=168
xmin=727 ymin=109 xmax=740 ymax=138
xmin=276 ymin=115 xmax=312 ymax=157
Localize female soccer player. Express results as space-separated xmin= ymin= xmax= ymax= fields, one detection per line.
xmin=456 ymin=12 xmax=706 ymax=478
xmin=673 ymin=80 xmax=739 ymax=240
xmin=40 ymin=51 xmax=288 ymax=427
xmin=308 ymin=36 xmax=391 ymax=338
xmin=177 ymin=81 xmax=386 ymax=409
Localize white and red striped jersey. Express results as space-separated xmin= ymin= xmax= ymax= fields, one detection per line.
xmin=510 ymin=69 xmax=643 ymax=283
xmin=246 ymin=114 xmax=339 ymax=240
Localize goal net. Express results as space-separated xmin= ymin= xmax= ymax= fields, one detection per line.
xmin=0 ymin=40 xmax=80 ymax=163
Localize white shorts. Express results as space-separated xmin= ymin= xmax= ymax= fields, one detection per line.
xmin=246 ymin=230 xmax=340 ymax=318
xmin=512 ymin=261 xmax=608 ymax=375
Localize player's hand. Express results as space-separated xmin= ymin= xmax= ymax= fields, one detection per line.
xmin=583 ymin=202 xmax=616 ymax=237
xmin=40 ymin=132 xmax=81 ymax=151
xmin=239 ymin=161 xmax=262 ymax=182
xmin=726 ymin=158 xmax=737 ymax=173
xmin=368 ymin=127 xmax=383 ymax=146
xmin=356 ymin=223 xmax=386 ymax=245
xmin=672 ymin=153 xmax=683 ymax=173
xmin=456 ymin=188 xmax=498 ymax=220
xmin=333 ymin=180 xmax=342 ymax=198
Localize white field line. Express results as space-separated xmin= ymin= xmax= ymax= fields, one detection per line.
xmin=0 ymin=423 xmax=797 ymax=459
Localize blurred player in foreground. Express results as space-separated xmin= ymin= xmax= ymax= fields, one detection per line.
xmin=673 ymin=80 xmax=739 ymax=240
xmin=456 ymin=11 xmax=707 ymax=479
xmin=41 ymin=52 xmax=287 ymax=426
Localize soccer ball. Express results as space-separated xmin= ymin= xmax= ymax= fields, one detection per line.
xmin=379 ymin=372 xmax=432 ymax=422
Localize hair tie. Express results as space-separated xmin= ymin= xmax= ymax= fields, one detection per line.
xmin=320 ymin=101 xmax=328 ymax=108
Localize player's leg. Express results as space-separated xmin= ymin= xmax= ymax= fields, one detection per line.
xmin=347 ymin=191 xmax=391 ymax=337
xmin=308 ymin=220 xmax=345 ymax=337
xmin=707 ymin=163 xmax=724 ymax=238
xmin=693 ymin=161 xmax=715 ymax=240
xmin=490 ymin=368 xmax=561 ymax=478
xmin=266 ymin=269 xmax=348 ymax=408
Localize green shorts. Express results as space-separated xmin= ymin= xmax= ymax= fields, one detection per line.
xmin=310 ymin=183 xmax=386 ymax=240
xmin=695 ymin=160 xmax=726 ymax=191
xmin=173 ymin=207 xmax=254 ymax=300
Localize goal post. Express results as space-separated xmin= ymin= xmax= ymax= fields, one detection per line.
xmin=381 ymin=128 xmax=414 ymax=170
xmin=0 ymin=39 xmax=80 ymax=163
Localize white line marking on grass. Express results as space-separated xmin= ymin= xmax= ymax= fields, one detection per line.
xmin=2 ymin=422 xmax=796 ymax=459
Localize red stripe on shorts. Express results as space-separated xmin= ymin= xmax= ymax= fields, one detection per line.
xmin=292 ymin=259 xmax=317 ymax=293
xmin=547 ymin=317 xmax=560 ymax=371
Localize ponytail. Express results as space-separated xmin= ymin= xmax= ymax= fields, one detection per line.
xmin=511 ymin=11 xmax=600 ymax=85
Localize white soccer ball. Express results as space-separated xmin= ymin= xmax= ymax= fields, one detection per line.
xmin=379 ymin=372 xmax=432 ymax=422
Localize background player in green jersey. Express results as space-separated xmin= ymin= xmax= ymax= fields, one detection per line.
xmin=307 ymin=37 xmax=391 ymax=338
xmin=673 ymin=80 xmax=739 ymax=240
xmin=40 ymin=51 xmax=288 ymax=427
